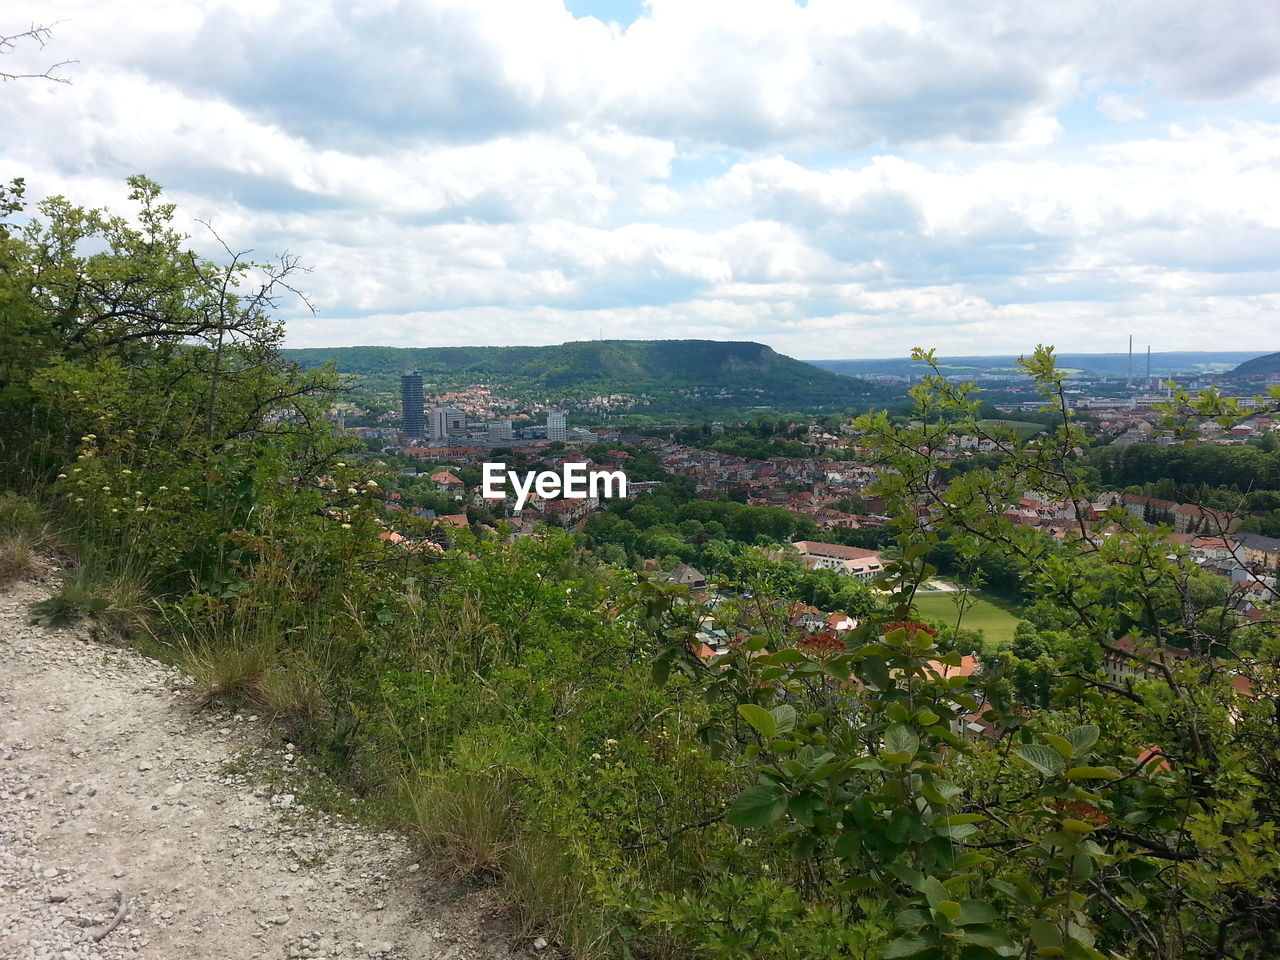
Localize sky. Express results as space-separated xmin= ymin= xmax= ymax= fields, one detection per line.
xmin=3 ymin=1 xmax=1280 ymax=360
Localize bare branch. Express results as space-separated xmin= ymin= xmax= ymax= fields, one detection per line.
xmin=1 ymin=22 xmax=76 ymax=84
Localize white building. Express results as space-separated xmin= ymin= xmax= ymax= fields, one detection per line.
xmin=428 ymin=407 xmax=467 ymax=441
xmin=546 ymin=410 xmax=567 ymax=443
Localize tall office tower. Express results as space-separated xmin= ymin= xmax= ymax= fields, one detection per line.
xmin=546 ymin=410 xmax=567 ymax=443
xmin=400 ymin=370 xmax=425 ymax=437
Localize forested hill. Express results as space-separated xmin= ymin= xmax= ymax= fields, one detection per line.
xmin=282 ymin=340 xmax=897 ymax=408
xmin=1231 ymin=351 xmax=1280 ymax=376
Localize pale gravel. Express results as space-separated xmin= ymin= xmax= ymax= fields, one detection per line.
xmin=0 ymin=571 xmax=529 ymax=960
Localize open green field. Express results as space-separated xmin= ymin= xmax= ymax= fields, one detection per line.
xmin=977 ymin=418 xmax=1045 ymax=440
xmin=914 ymin=589 xmax=1025 ymax=645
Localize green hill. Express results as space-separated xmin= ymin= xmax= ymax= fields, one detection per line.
xmin=1230 ymin=352 xmax=1280 ymax=377
xmin=283 ymin=340 xmax=895 ymax=410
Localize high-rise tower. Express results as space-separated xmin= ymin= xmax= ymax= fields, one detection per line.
xmin=546 ymin=410 xmax=567 ymax=443
xmin=400 ymin=370 xmax=425 ymax=438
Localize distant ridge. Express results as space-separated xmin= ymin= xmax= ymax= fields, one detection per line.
xmin=283 ymin=339 xmax=894 ymax=409
xmin=813 ymin=351 xmax=1261 ymax=379
xmin=1230 ymin=352 xmax=1280 ymax=377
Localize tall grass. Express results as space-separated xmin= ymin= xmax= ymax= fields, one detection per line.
xmin=398 ymin=765 xmax=515 ymax=877
xmin=165 ymin=557 xmax=332 ymax=725
xmin=504 ymin=830 xmax=618 ymax=959
xmin=0 ymin=492 xmax=59 ymax=582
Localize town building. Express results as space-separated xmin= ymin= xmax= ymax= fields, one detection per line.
xmin=791 ymin=541 xmax=885 ymax=580
xmin=546 ymin=410 xmax=567 ymax=443
xmin=428 ymin=407 xmax=468 ymax=441
xmin=400 ymin=370 xmax=425 ymax=438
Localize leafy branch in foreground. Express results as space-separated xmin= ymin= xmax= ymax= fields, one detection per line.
xmin=666 ymin=345 xmax=1280 ymax=959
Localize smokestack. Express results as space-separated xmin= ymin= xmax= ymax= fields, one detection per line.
xmin=1146 ymin=345 xmax=1151 ymax=386
xmin=1127 ymin=335 xmax=1133 ymax=387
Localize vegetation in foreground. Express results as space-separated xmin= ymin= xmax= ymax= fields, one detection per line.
xmin=3 ymin=178 xmax=1280 ymax=959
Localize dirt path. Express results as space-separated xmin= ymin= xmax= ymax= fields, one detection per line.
xmin=0 ymin=575 xmax=522 ymax=960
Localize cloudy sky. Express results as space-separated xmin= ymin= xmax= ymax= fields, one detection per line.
xmin=4 ymin=1 xmax=1280 ymax=359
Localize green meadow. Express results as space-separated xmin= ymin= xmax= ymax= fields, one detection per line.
xmin=976 ymin=418 xmax=1046 ymax=440
xmin=914 ymin=588 xmax=1025 ymax=645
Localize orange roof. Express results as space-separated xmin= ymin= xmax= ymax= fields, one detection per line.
xmin=792 ymin=540 xmax=880 ymax=561
xmin=437 ymin=513 xmax=469 ymax=528
xmin=1136 ymin=746 xmax=1170 ymax=773
xmin=1230 ymin=675 xmax=1256 ymax=699
xmin=926 ymin=654 xmax=979 ymax=678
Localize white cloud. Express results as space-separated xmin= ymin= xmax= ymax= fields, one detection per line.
xmin=3 ymin=1 xmax=1280 ymax=358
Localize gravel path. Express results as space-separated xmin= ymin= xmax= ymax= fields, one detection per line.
xmin=0 ymin=574 xmax=522 ymax=960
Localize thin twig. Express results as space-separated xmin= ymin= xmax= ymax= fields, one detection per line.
xmin=90 ymin=889 xmax=129 ymax=942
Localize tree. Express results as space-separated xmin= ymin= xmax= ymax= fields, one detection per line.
xmin=1 ymin=176 xmax=335 ymax=485
xmin=666 ymin=346 xmax=1280 ymax=959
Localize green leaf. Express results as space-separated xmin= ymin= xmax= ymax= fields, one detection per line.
xmin=1044 ymin=733 xmax=1076 ymax=759
xmin=894 ymin=908 xmax=930 ymax=930
xmin=959 ymin=925 xmax=1014 ymax=949
xmin=882 ymin=933 xmax=939 ymax=958
xmin=787 ymin=791 xmax=822 ymax=826
xmin=888 ymin=863 xmax=924 ymax=888
xmin=1065 ymin=724 xmax=1100 ymax=754
xmin=885 ymin=723 xmax=920 ymax=759
xmin=860 ymin=656 xmax=891 ymax=690
xmin=737 ymin=704 xmax=776 ymax=738
xmin=770 ymin=704 xmax=797 ymax=735
xmin=725 ymin=783 xmax=787 ymax=827
xmin=1065 ymin=920 xmax=1096 ymax=948
xmin=989 ymin=877 xmax=1034 ymax=905
xmin=1029 ymin=919 xmax=1064 ymax=951
xmin=1072 ymin=849 xmax=1095 ymax=880
xmin=936 ymin=822 xmax=979 ymax=840
xmin=921 ymin=876 xmax=950 ymax=908
xmin=934 ymin=900 xmax=962 ymax=922
xmin=1014 ymin=743 xmax=1065 ymax=777
xmin=832 ymin=829 xmax=861 ymax=858
xmin=938 ymin=813 xmax=985 ymax=826
xmin=921 ymin=780 xmax=963 ymax=805
xmin=956 ymin=900 xmax=998 ymax=925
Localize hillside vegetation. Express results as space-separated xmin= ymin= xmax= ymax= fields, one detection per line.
xmin=1230 ymin=351 xmax=1280 ymax=376
xmin=284 ymin=340 xmax=893 ymax=409
xmin=5 ymin=179 xmax=1280 ymax=960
